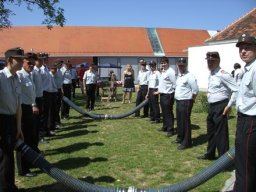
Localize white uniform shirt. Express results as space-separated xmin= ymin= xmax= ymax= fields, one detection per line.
xmin=207 ymin=66 xmax=238 ymax=107
xmin=175 ymin=71 xmax=199 ymax=100
xmin=0 ymin=67 xmax=21 ymax=114
xmin=137 ymin=69 xmax=149 ymax=85
xmin=148 ymin=70 xmax=161 ymax=89
xmin=158 ymin=68 xmax=176 ymax=94
xmin=40 ymin=65 xmax=50 ymax=91
xmin=32 ymin=66 xmax=43 ymax=97
xmin=17 ymin=68 xmax=36 ymax=105
xmin=236 ymin=59 xmax=256 ymax=115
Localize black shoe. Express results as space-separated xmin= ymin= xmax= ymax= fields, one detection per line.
xmin=197 ymin=154 xmax=215 ymax=160
xmin=167 ymin=132 xmax=174 ymax=137
xmin=177 ymin=144 xmax=190 ymax=150
xmin=157 ymin=127 xmax=166 ymax=132
xmin=172 ymin=139 xmax=181 ymax=144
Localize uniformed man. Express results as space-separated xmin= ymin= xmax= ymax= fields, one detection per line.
xmin=198 ymin=51 xmax=238 ymax=160
xmin=16 ymin=52 xmax=39 ymax=177
xmin=174 ymin=58 xmax=199 ymax=150
xmin=154 ymin=56 xmax=176 ymax=137
xmin=134 ymin=59 xmax=150 ymax=118
xmin=147 ymin=61 xmax=161 ymax=123
xmin=0 ymin=47 xmax=25 ymax=192
xmin=233 ymin=34 xmax=256 ymax=192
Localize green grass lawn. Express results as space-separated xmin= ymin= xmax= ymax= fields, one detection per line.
xmin=16 ymin=88 xmax=236 ymax=192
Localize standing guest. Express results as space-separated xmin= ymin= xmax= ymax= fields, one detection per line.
xmin=83 ymin=64 xmax=97 ymax=111
xmin=233 ymin=63 xmax=244 ymax=86
xmin=147 ymin=61 xmax=161 ymax=123
xmin=174 ymin=58 xmax=199 ymax=150
xmin=233 ymin=34 xmax=256 ymax=192
xmin=54 ymin=60 xmax=64 ymax=128
xmin=60 ymin=62 xmax=72 ymax=119
xmin=78 ymin=64 xmax=87 ymax=95
xmin=154 ymin=56 xmax=176 ymax=137
xmin=122 ymin=64 xmax=135 ymax=104
xmin=198 ymin=51 xmax=238 ymax=160
xmin=134 ymin=59 xmax=149 ymax=117
xmin=0 ymin=47 xmax=24 ymax=192
xmin=16 ymin=52 xmax=38 ymax=177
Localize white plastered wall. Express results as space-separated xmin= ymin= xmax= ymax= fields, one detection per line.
xmin=188 ymin=42 xmax=244 ymax=91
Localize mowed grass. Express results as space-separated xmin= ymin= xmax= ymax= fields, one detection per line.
xmin=16 ymin=88 xmax=237 ymax=192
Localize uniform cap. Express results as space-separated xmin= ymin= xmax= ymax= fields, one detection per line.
xmin=177 ymin=58 xmax=187 ymax=65
xmin=25 ymin=52 xmax=38 ymax=60
xmin=37 ymin=52 xmax=49 ymax=59
xmin=148 ymin=60 xmax=156 ymax=66
xmin=206 ymin=52 xmax=220 ymax=60
xmin=5 ymin=47 xmax=26 ymax=59
xmin=138 ymin=59 xmax=146 ymax=65
xmin=236 ymin=34 xmax=256 ymax=47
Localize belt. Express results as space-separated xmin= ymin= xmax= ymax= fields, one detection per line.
xmin=209 ymin=99 xmax=228 ymax=106
xmin=237 ymin=112 xmax=256 ymax=118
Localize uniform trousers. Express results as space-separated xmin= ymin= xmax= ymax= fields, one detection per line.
xmin=16 ymin=104 xmax=38 ymax=175
xmin=61 ymin=84 xmax=72 ymax=118
xmin=233 ymin=113 xmax=256 ymax=192
xmin=86 ymin=84 xmax=96 ymax=110
xmin=55 ymin=88 xmax=62 ymax=124
xmin=35 ymin=97 xmax=45 ymax=139
xmin=135 ymin=85 xmax=149 ymax=117
xmin=43 ymin=92 xmax=57 ymax=134
xmin=0 ymin=114 xmax=17 ymax=192
xmin=160 ymin=93 xmax=175 ymax=133
xmin=206 ymin=99 xmax=229 ymax=158
xmin=176 ymin=99 xmax=193 ymax=147
xmin=148 ymin=88 xmax=160 ymax=121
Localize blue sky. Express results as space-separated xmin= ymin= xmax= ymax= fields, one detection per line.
xmin=5 ymin=0 xmax=256 ymax=30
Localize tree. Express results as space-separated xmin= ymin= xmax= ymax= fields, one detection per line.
xmin=0 ymin=0 xmax=65 ymax=28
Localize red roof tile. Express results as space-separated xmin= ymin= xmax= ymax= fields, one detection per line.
xmin=157 ymin=28 xmax=210 ymax=56
xmin=206 ymin=8 xmax=256 ymax=42
xmin=0 ymin=26 xmax=209 ymax=57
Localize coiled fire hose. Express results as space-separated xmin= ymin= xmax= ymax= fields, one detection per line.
xmin=62 ymin=96 xmax=149 ymax=120
xmin=16 ymin=139 xmax=235 ymax=192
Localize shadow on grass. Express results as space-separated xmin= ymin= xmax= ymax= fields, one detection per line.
xmin=45 ymin=141 xmax=104 ymax=155
xmin=80 ymin=175 xmax=116 ymax=184
xmin=192 ymin=133 xmax=208 ymax=146
xmin=51 ymin=156 xmax=108 ymax=170
xmin=191 ymin=124 xmax=200 ymax=130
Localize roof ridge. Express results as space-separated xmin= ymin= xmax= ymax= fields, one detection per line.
xmin=206 ymin=8 xmax=256 ymax=42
